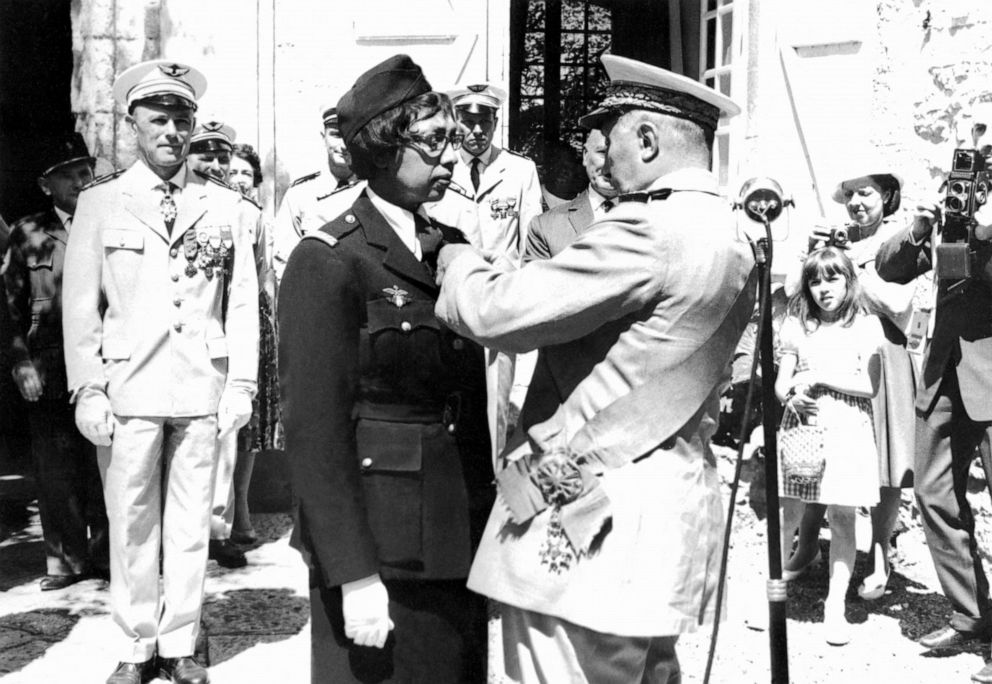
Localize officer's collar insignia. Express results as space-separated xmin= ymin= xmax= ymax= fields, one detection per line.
xmin=384 ymin=285 xmax=409 ymax=308
xmin=159 ymin=63 xmax=190 ymax=78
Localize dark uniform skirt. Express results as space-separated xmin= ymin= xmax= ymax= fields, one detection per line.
xmin=310 ymin=578 xmax=486 ymax=683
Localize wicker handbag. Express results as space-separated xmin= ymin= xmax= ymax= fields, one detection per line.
xmin=779 ymin=416 xmax=827 ymax=501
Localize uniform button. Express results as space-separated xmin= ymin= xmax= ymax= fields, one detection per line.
xmin=173 ymin=322 xmax=183 ymax=332
xmin=452 ymin=339 xmax=464 ymax=350
xmin=173 ymin=297 xmax=182 ymax=307
xmin=171 ymin=273 xmax=180 ymax=282
xmin=170 ymin=247 xmax=178 ymax=257
xmin=119 ymin=239 xmax=126 ymax=247
xmin=360 ymin=457 xmax=373 ymax=469
xmin=345 ymin=214 xmax=356 ymax=224
xmin=447 ymin=424 xmax=456 ymax=434
xmin=400 ymin=321 xmax=412 ymax=332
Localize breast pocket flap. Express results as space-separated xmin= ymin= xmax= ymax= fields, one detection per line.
xmin=102 ymin=229 xmax=144 ymax=251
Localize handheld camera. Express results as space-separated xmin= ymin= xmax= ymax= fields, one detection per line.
xmin=938 ymin=148 xmax=989 ymax=280
xmin=808 ymin=223 xmax=861 ymax=253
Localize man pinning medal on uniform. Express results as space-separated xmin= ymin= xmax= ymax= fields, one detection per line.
xmin=434 ymin=54 xmax=756 ymax=683
xmin=62 ymin=59 xmax=260 ymax=684
xmin=278 ymin=54 xmax=493 ymax=683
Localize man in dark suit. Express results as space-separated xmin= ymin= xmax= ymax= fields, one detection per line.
xmin=523 ymin=128 xmax=617 ymax=264
xmin=4 ymin=133 xmax=108 ymax=591
xmin=875 ymin=103 xmax=992 ymax=682
xmin=278 ymin=54 xmax=492 ymax=683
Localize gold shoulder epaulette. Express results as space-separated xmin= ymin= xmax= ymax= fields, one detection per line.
xmin=290 ymin=171 xmax=321 ymax=188
xmin=81 ymin=168 xmax=124 ymax=191
xmin=317 ymin=178 xmax=361 ymax=201
xmin=194 ymin=170 xmax=238 ymax=192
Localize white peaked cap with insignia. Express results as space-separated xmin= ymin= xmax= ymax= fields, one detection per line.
xmin=113 ymin=59 xmax=207 ymax=110
xmin=449 ymin=83 xmax=507 ymax=113
xmin=318 ymin=101 xmax=341 ymax=130
xmin=190 ymin=120 xmax=237 ymax=148
xmin=579 ymin=54 xmax=740 ymax=132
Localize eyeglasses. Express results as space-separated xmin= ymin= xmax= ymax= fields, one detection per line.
xmin=405 ymin=132 xmax=465 ymax=156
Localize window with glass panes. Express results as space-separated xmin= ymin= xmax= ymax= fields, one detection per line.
xmin=699 ymin=0 xmax=735 ymax=187
xmin=510 ymin=0 xmax=612 ymax=165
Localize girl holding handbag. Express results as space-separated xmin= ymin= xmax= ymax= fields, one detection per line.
xmin=775 ymin=246 xmax=883 ymax=646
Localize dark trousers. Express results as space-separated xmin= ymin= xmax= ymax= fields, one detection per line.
xmin=915 ymin=370 xmax=992 ymax=632
xmin=310 ymin=578 xmax=486 ymax=684
xmin=29 ymin=400 xmax=107 ymax=576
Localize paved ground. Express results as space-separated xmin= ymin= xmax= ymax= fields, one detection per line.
xmin=0 ymin=511 xmax=311 ymax=683
xmin=2 ymin=443 xmax=991 ymax=683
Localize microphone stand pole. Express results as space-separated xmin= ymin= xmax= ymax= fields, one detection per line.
xmin=755 ymin=217 xmax=789 ymax=683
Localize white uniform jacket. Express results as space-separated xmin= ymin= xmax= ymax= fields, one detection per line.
xmin=436 ymin=167 xmax=755 ymax=637
xmin=62 ymin=161 xmax=260 ymax=417
xmin=426 ymin=145 xmax=542 ymax=264
xmin=272 ymin=171 xmax=365 ymax=281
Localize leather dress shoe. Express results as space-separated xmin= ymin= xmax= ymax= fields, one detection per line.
xmin=208 ymin=539 xmax=247 ymax=569
xmin=40 ymin=574 xmax=84 ymax=591
xmin=159 ymin=656 xmax=209 ymax=684
xmin=919 ymin=624 xmax=988 ymax=650
xmin=106 ymin=660 xmax=154 ymax=684
xmin=973 ymin=662 xmax=992 ymax=683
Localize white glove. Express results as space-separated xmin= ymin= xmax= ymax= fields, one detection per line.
xmin=217 ymin=388 xmax=253 ymax=438
xmin=75 ymin=388 xmax=114 ymax=447
xmin=341 ymin=574 xmax=393 ymax=649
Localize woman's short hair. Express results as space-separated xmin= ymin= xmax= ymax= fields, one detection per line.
xmin=788 ymin=246 xmax=864 ymax=331
xmin=232 ymin=143 xmax=262 ymax=187
xmin=833 ymin=172 xmax=902 ymax=217
xmin=347 ymin=91 xmax=453 ymax=180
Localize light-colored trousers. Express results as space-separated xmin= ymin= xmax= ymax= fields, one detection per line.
xmin=210 ymin=431 xmax=238 ymax=539
xmin=97 ymin=414 xmax=218 ymax=662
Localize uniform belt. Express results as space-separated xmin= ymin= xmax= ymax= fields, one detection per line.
xmin=354 ymin=401 xmax=445 ymax=424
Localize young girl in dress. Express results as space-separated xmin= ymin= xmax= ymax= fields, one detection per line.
xmin=775 ymin=246 xmax=883 ymax=646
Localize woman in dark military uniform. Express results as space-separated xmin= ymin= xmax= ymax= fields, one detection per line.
xmin=277 ymin=55 xmax=492 ymax=683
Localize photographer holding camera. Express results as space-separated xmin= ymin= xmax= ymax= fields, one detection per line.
xmin=876 ymin=103 xmax=992 ymax=682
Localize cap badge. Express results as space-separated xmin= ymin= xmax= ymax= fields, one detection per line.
xmin=159 ymin=63 xmax=190 ymax=78
xmin=467 ymin=84 xmax=487 ymax=92
xmin=203 ymin=121 xmax=223 ymax=131
xmin=383 ymin=285 xmax=409 ymax=308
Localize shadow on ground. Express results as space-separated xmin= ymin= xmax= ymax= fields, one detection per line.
xmin=0 ymin=608 xmax=78 ymax=675
xmin=202 ymin=588 xmax=309 ymax=666
xmin=0 ymin=539 xmax=44 ymax=592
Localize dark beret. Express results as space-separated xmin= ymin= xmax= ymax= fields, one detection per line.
xmin=337 ymin=54 xmax=432 ymax=144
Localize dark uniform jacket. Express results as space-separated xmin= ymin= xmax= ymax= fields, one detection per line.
xmin=876 ymin=228 xmax=992 ymax=420
xmin=3 ymin=208 xmax=70 ymax=399
xmin=278 ymin=191 xmax=493 ymax=589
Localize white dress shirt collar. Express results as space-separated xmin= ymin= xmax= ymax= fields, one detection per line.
xmin=366 ymin=186 xmax=422 ymax=260
xmin=133 ymin=161 xmax=187 ymax=193
xmin=587 ymin=186 xmax=616 ymax=220
xmin=460 ymin=144 xmax=495 ymax=170
xmin=54 ymin=206 xmax=73 ymax=230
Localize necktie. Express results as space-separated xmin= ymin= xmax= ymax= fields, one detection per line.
xmin=415 ymin=214 xmax=442 ymax=276
xmin=159 ymin=182 xmax=177 ymax=235
xmin=602 ymin=198 xmax=615 ymax=213
xmin=470 ymin=157 xmax=482 ymax=194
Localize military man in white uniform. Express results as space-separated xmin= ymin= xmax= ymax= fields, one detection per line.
xmin=62 ymin=60 xmax=260 ymax=684
xmin=272 ymin=104 xmax=364 ymax=281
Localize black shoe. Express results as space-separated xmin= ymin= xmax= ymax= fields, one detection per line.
xmin=158 ymin=656 xmax=209 ymax=684
xmin=40 ymin=574 xmax=84 ymax=591
xmin=208 ymin=539 xmax=247 ymax=569
xmin=919 ymin=624 xmax=987 ymax=650
xmin=106 ymin=660 xmax=154 ymax=684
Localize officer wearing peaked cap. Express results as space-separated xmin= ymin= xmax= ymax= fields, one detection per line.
xmin=272 ymin=102 xmax=364 ymax=282
xmin=4 ymin=132 xmax=108 ymax=594
xmin=62 ymin=59 xmax=260 ymax=684
xmin=278 ymin=54 xmax=492 ymax=683
xmin=188 ymin=119 xmax=236 ymax=183
xmin=435 ymin=54 xmax=753 ymax=682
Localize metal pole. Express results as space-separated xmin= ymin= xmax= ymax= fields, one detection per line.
xmin=756 ymin=226 xmax=790 ymax=683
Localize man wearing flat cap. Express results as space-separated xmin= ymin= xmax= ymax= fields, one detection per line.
xmin=272 ymin=103 xmax=364 ymax=282
xmin=278 ymin=53 xmax=492 ymax=683
xmin=188 ymin=120 xmax=235 ymax=183
xmin=62 ymin=59 xmax=260 ymax=684
xmin=3 ymin=132 xmax=108 ymax=593
xmin=435 ymin=54 xmax=756 ymax=681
